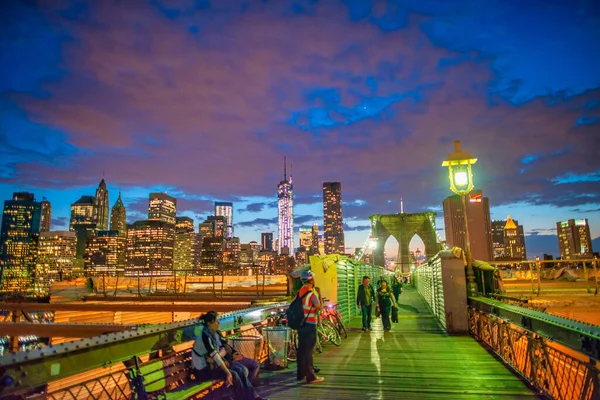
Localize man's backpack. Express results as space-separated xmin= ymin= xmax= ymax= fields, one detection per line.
xmin=286 ymin=291 xmax=311 ymax=330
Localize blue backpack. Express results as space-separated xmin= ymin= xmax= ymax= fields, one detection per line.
xmin=286 ymin=291 xmax=311 ymax=330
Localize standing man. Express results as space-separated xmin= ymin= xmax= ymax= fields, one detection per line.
xmin=356 ymin=275 xmax=376 ymax=331
xmin=296 ymin=271 xmax=325 ymax=384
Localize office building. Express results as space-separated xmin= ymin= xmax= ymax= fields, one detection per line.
xmin=0 ymin=192 xmax=42 ymax=295
xmin=174 ymin=217 xmax=195 ymax=273
xmin=110 ymin=192 xmax=127 ymax=236
xmin=94 ymin=178 xmax=110 ymax=230
xmin=200 ymin=215 xmax=227 ymax=238
xmin=70 ymin=195 xmax=97 ymax=259
xmin=37 ymin=231 xmax=77 ymax=282
xmin=491 ymin=220 xmax=506 ymax=259
xmin=492 ymin=216 xmax=527 ymax=260
xmin=504 ymin=215 xmax=526 ymax=260
xmin=557 ymin=219 xmax=593 ymax=260
xmin=40 ymin=198 xmax=51 ymax=232
xmin=148 ymin=193 xmax=177 ymax=225
xmin=311 ymin=223 xmax=319 ymax=255
xmin=299 ymin=228 xmax=312 ymax=250
xmin=323 ymin=182 xmax=345 ymax=254
xmin=85 ymin=230 xmax=126 ymax=275
xmin=443 ymin=190 xmax=493 ymax=261
xmin=215 ymin=202 xmax=233 ymax=238
xmin=126 ymin=220 xmax=175 ymax=275
xmin=261 ymin=232 xmax=273 ymax=251
xmin=277 ymin=158 xmax=294 ymax=255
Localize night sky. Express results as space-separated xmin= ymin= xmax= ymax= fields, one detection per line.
xmin=1 ymin=0 xmax=599 ymax=258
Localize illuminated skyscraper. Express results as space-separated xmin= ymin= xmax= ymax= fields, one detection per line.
xmin=277 ymin=158 xmax=294 ymax=255
xmin=215 ymin=202 xmax=233 ymax=238
xmin=201 ymin=216 xmax=227 ymax=238
xmin=311 ymin=223 xmax=319 ymax=255
xmin=126 ymin=220 xmax=175 ymax=275
xmin=94 ymin=178 xmax=109 ymax=231
xmin=174 ymin=217 xmax=195 ymax=272
xmin=70 ymin=195 xmax=96 ymax=260
xmin=40 ymin=198 xmax=51 ymax=232
xmin=110 ymin=192 xmax=127 ymax=236
xmin=85 ymin=230 xmax=126 ymax=275
xmin=37 ymin=231 xmax=76 ymax=282
xmin=148 ymin=193 xmax=177 ymax=225
xmin=504 ymin=215 xmax=526 ymax=260
xmin=299 ymin=228 xmax=312 ymax=249
xmin=323 ymin=182 xmax=345 ymax=254
xmin=557 ymin=219 xmax=593 ymax=260
xmin=261 ymin=232 xmax=273 ymax=251
xmin=491 ymin=220 xmax=506 ymax=259
xmin=0 ymin=192 xmax=42 ymax=295
xmin=443 ymin=190 xmax=493 ymax=261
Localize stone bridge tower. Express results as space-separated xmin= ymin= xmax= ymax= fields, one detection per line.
xmin=370 ymin=212 xmax=442 ymax=273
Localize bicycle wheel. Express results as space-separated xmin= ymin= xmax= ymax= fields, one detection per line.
xmin=333 ymin=313 xmax=348 ymax=339
xmin=315 ymin=327 xmax=323 ymax=353
xmin=324 ymin=320 xmax=341 ymax=346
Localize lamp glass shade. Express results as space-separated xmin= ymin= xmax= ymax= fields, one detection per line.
xmin=454 ymin=171 xmax=468 ymax=186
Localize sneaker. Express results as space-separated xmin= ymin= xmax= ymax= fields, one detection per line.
xmin=361 ymin=327 xmax=366 ymax=332
xmin=307 ymin=376 xmax=325 ymax=384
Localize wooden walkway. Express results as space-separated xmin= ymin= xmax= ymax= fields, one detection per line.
xmin=257 ymin=286 xmax=539 ymax=399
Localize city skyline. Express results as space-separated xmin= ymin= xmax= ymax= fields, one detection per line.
xmin=1 ymin=1 xmax=599 ymax=258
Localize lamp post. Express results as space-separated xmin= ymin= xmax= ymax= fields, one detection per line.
xmin=442 ymin=140 xmax=478 ymax=297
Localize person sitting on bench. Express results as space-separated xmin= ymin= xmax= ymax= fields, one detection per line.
xmin=192 ymin=311 xmax=266 ymax=400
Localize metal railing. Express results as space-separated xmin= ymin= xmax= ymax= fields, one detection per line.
xmin=469 ymin=297 xmax=600 ymax=400
xmin=0 ymin=302 xmax=288 ymax=398
xmin=335 ymin=259 xmax=393 ymax=325
xmin=412 ymin=254 xmax=446 ymax=329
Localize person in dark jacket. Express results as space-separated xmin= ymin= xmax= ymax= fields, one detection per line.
xmin=376 ymin=281 xmax=397 ymax=331
xmin=192 ymin=311 xmax=266 ymax=400
xmin=391 ymin=276 xmax=403 ymax=303
xmin=356 ymin=275 xmax=376 ymax=331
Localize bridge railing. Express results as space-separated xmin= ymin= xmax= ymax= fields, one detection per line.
xmin=412 ymin=251 xmax=468 ymax=333
xmin=335 ymin=259 xmax=394 ymax=325
xmin=469 ymin=297 xmax=600 ymax=400
xmin=0 ymin=302 xmax=288 ymax=399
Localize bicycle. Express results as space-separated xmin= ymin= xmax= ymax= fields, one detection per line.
xmin=323 ymin=303 xmax=348 ymax=339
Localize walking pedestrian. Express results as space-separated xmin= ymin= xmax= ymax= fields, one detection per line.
xmin=376 ymin=281 xmax=397 ymax=331
xmin=356 ymin=275 xmax=376 ymax=331
xmin=391 ymin=276 xmax=403 ymax=303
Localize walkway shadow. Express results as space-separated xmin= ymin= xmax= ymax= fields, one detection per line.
xmin=396 ymin=303 xmax=420 ymax=314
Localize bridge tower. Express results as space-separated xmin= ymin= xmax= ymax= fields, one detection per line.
xmin=370 ymin=212 xmax=442 ymax=273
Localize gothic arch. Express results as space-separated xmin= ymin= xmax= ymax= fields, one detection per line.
xmin=370 ymin=212 xmax=442 ymax=273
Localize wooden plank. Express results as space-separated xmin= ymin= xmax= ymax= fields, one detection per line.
xmin=256 ymin=287 xmax=538 ymax=399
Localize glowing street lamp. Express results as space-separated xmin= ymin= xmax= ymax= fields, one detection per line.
xmin=442 ymin=140 xmax=478 ymax=297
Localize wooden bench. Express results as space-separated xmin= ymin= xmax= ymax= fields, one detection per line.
xmin=125 ymin=350 xmax=225 ymax=400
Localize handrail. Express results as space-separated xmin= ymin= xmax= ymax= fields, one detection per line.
xmin=0 ymin=302 xmax=288 ymax=397
xmin=468 ymin=296 xmax=600 ymax=359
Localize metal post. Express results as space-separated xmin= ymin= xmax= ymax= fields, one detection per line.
xmin=529 ymin=261 xmax=536 ymax=295
xmin=535 ymin=256 xmax=542 ymax=296
xmin=536 ymin=256 xmax=541 ymax=296
xmin=462 ymin=194 xmax=477 ymax=297
xmin=583 ymin=261 xmax=591 ymax=294
xmin=593 ymin=257 xmax=599 ymax=295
